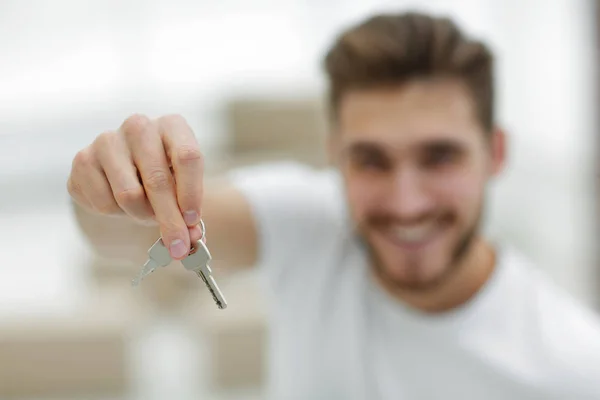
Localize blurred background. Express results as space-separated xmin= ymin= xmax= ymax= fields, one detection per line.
xmin=0 ymin=0 xmax=597 ymax=399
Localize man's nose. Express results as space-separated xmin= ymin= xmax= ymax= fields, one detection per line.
xmin=385 ymin=169 xmax=434 ymax=220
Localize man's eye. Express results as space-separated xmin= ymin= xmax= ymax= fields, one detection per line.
xmin=353 ymin=154 xmax=389 ymax=170
xmin=423 ymin=148 xmax=458 ymax=167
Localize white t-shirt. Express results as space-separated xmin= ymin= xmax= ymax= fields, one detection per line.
xmin=229 ymin=162 xmax=600 ymax=400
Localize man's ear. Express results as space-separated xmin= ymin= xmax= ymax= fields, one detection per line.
xmin=489 ymin=126 xmax=507 ymax=177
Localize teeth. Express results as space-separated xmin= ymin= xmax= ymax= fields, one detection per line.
xmin=392 ymin=225 xmax=433 ymax=243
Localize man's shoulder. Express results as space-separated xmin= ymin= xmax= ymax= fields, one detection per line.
xmin=537 ymin=277 xmax=600 ymax=396
xmin=505 ymin=248 xmax=600 ymax=397
xmin=227 ymin=162 xmax=353 ymax=281
xmin=500 ymin=247 xmax=598 ymax=324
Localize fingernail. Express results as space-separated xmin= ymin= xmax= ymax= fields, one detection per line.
xmin=169 ymin=239 xmax=188 ymax=259
xmin=184 ymin=210 xmax=198 ymax=225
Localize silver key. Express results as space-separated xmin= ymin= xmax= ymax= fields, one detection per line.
xmin=182 ymin=240 xmax=227 ymax=309
xmin=131 ymin=238 xmax=172 ymax=286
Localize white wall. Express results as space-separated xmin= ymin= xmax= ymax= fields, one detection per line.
xmin=0 ymin=0 xmax=596 ymax=307
xmin=484 ymin=0 xmax=597 ymax=303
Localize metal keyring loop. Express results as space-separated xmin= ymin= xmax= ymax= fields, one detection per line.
xmin=188 ymin=219 xmax=206 ymax=256
xmin=199 ymin=218 xmax=206 ymax=241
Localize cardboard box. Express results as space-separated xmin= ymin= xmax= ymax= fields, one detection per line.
xmin=0 ymin=317 xmax=126 ymax=397
xmin=224 ymin=97 xmax=329 ymax=168
xmin=0 ymin=281 xmax=154 ymax=398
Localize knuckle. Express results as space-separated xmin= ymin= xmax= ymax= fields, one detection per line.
xmin=94 ymin=200 xmax=120 ymax=215
xmin=115 ymin=186 xmax=146 ymax=207
xmin=93 ymin=130 xmax=117 ymax=148
xmin=162 ymin=113 xmax=188 ymax=127
xmin=144 ymin=169 xmax=172 ymax=192
xmin=174 ymin=145 xmax=203 ymax=165
xmin=72 ymin=148 xmax=93 ymax=169
xmin=67 ymin=177 xmax=83 ymax=197
xmin=122 ymin=113 xmax=152 ymax=139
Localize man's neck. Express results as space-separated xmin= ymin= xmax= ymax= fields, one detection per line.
xmin=376 ymin=238 xmax=497 ymax=314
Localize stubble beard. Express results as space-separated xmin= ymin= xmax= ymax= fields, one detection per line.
xmin=361 ymin=206 xmax=483 ymax=293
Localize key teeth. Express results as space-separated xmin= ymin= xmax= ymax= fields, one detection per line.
xmin=211 ymin=293 xmax=227 ymax=310
xmin=195 ymin=270 xmax=227 ymax=309
xmin=131 ymin=274 xmax=144 ymax=287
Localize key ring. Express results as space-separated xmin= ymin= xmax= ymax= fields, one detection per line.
xmin=189 ymin=219 xmax=206 ymax=256
xmin=199 ymin=219 xmax=206 ymax=241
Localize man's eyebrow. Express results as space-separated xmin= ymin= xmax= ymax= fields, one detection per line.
xmin=419 ymin=139 xmax=468 ymax=151
xmin=342 ymin=141 xmax=389 ymax=155
xmin=342 ymin=138 xmax=467 ymax=155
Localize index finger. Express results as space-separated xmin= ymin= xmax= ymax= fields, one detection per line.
xmin=158 ymin=115 xmax=204 ymax=227
xmin=122 ymin=114 xmax=190 ymax=260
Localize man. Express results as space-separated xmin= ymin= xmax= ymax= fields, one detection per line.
xmin=67 ymin=11 xmax=600 ymax=400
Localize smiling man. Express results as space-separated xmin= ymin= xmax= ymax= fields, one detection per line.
xmin=334 ymin=77 xmax=499 ymax=312
xmin=68 ymin=11 xmax=600 ymax=400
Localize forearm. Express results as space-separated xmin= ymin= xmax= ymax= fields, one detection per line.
xmin=200 ymin=179 xmax=259 ymax=269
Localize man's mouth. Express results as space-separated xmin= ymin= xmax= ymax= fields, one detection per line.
xmin=378 ymin=222 xmax=442 ymax=250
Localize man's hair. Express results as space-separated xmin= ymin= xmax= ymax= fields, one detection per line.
xmin=323 ymin=12 xmax=495 ymax=132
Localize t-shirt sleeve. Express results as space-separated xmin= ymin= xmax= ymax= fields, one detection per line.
xmin=227 ymin=161 xmax=346 ymax=288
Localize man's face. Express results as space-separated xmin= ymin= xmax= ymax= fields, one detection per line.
xmin=331 ymin=79 xmax=505 ymax=291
